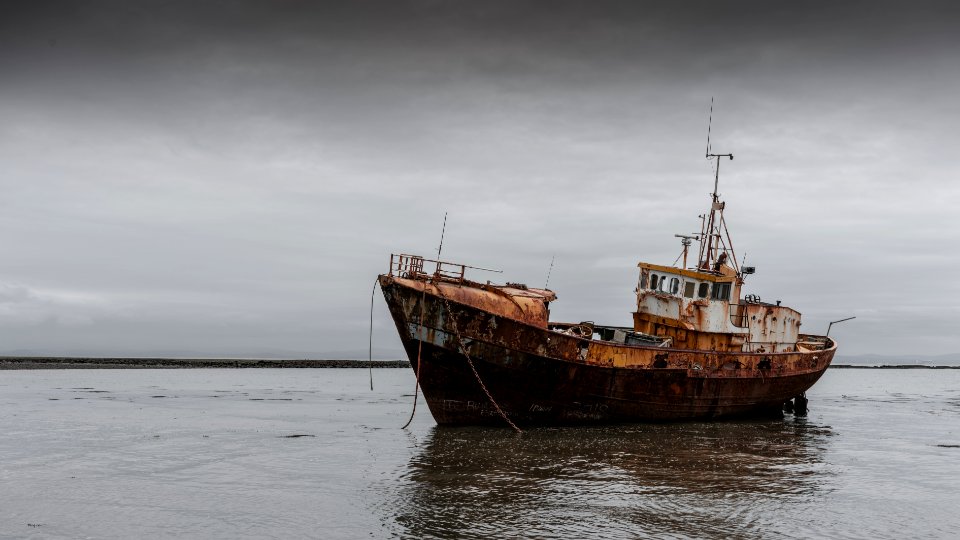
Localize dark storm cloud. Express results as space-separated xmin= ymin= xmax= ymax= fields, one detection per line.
xmin=1 ymin=1 xmax=958 ymax=357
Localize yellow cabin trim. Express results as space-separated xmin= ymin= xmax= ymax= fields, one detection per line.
xmin=637 ymin=262 xmax=735 ymax=283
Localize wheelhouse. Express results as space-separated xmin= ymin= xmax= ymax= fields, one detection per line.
xmin=628 ymin=152 xmax=802 ymax=353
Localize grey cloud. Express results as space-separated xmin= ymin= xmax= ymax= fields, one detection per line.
xmin=1 ymin=1 xmax=958 ymax=357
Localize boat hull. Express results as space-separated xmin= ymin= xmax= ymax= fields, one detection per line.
xmin=380 ymin=275 xmax=835 ymax=426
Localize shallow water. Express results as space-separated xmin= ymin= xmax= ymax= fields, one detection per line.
xmin=0 ymin=368 xmax=958 ymax=539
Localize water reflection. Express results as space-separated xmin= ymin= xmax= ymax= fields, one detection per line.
xmin=387 ymin=420 xmax=835 ymax=539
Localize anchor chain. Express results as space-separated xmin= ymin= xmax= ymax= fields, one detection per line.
xmin=434 ymin=285 xmax=522 ymax=433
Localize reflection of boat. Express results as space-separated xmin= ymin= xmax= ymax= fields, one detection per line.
xmin=386 ymin=422 xmax=832 ymax=537
xmin=379 ymin=154 xmax=836 ymax=426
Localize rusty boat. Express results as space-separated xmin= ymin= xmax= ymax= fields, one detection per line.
xmin=379 ymin=157 xmax=836 ymax=427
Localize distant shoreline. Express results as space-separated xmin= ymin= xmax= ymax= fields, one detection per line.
xmin=1 ymin=357 xmax=957 ymax=370
xmin=0 ymin=357 xmax=411 ymax=369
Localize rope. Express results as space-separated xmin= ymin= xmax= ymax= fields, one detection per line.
xmin=401 ymin=211 xmax=447 ymax=429
xmin=435 ymin=286 xmax=522 ymax=433
xmin=400 ymin=280 xmax=427 ymax=430
xmin=368 ymin=278 xmax=378 ymax=391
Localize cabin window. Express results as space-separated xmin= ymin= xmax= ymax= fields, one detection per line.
xmin=684 ymin=282 xmax=695 ymax=298
xmin=639 ymin=271 xmax=648 ymax=290
xmin=650 ymin=274 xmax=659 ymax=290
xmin=711 ymin=282 xmax=732 ymax=301
xmin=669 ymin=277 xmax=680 ymax=294
xmin=697 ymin=283 xmax=709 ymax=298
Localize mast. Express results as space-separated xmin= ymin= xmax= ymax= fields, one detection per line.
xmin=694 ymin=98 xmax=741 ymax=274
xmin=698 ymin=152 xmax=732 ymax=270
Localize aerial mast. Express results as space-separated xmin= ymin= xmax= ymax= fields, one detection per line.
xmin=699 ymin=98 xmax=733 ymax=270
xmin=674 ymin=234 xmax=698 ymax=269
xmin=702 ymin=152 xmax=733 ymax=269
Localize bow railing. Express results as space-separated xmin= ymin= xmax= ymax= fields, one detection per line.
xmin=388 ymin=253 xmax=501 ymax=284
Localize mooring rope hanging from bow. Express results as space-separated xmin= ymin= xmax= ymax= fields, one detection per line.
xmin=367 ymin=278 xmax=379 ymax=391
xmin=400 ymin=279 xmax=427 ymax=430
xmin=398 ymin=211 xmax=519 ymax=433
xmin=401 ymin=213 xmax=446 ymax=429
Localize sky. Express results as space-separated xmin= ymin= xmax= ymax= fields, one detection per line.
xmin=1 ymin=0 xmax=958 ymax=358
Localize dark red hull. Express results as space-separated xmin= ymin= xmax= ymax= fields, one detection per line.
xmin=380 ymin=275 xmax=835 ymax=426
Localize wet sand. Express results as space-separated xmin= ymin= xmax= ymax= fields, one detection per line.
xmin=1 ymin=368 xmax=958 ymax=539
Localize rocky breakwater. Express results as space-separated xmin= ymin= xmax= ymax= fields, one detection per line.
xmin=0 ymin=357 xmax=410 ymax=369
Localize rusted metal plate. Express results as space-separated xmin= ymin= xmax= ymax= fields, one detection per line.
xmin=389 ymin=276 xmax=554 ymax=328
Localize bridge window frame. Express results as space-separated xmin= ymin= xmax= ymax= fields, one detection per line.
xmin=711 ymin=282 xmax=732 ymax=301
xmin=697 ymin=282 xmax=709 ymax=298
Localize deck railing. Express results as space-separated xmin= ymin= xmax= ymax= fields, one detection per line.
xmin=389 ymin=253 xmax=503 ymax=284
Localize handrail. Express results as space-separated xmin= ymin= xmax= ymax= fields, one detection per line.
xmin=388 ymin=253 xmax=501 ymax=284
xmin=729 ymin=304 xmax=749 ymax=328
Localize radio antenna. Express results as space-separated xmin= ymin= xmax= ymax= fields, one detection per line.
xmin=436 ymin=212 xmax=448 ymax=260
xmin=674 ymin=234 xmax=698 ymax=269
xmin=706 ymin=97 xmax=714 ymax=156
xmin=544 ymin=255 xmax=556 ymax=289
xmin=705 ymin=97 xmax=733 ymax=197
xmin=700 ymin=99 xmax=734 ymax=269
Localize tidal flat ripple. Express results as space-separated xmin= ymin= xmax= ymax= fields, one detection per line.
xmin=1 ymin=368 xmax=958 ymax=539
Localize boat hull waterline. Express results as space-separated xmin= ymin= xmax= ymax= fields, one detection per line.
xmin=380 ymin=275 xmax=836 ymax=427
